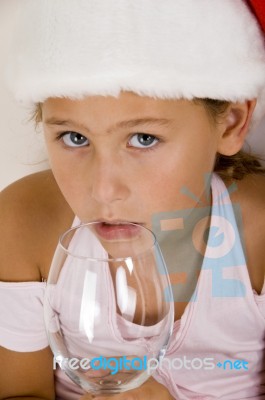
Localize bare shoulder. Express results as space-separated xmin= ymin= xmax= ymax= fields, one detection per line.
xmin=229 ymin=173 xmax=265 ymax=293
xmin=0 ymin=170 xmax=74 ymax=282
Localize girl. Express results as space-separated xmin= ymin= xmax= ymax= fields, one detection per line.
xmin=1 ymin=1 xmax=265 ymax=399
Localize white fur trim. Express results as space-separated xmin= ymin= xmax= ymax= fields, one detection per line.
xmin=6 ymin=0 xmax=265 ymax=123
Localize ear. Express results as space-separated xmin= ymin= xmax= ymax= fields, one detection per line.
xmin=217 ymin=99 xmax=257 ymax=156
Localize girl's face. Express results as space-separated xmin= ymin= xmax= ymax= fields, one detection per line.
xmin=42 ymin=92 xmax=222 ymax=228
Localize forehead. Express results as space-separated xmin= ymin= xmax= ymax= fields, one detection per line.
xmin=41 ymin=92 xmax=211 ymax=136
xmin=42 ymin=92 xmax=202 ymax=118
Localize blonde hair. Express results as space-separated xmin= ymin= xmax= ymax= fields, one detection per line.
xmin=33 ymin=99 xmax=265 ymax=180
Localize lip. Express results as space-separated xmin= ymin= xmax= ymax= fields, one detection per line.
xmin=93 ymin=221 xmax=143 ymax=241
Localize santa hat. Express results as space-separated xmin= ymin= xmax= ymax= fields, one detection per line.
xmin=248 ymin=0 xmax=265 ymax=32
xmin=6 ymin=0 xmax=265 ymax=124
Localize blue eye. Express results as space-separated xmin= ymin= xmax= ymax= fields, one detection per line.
xmin=61 ymin=132 xmax=89 ymax=147
xmin=129 ymin=134 xmax=158 ymax=148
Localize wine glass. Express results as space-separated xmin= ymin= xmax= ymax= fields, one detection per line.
xmin=44 ymin=222 xmax=174 ymax=397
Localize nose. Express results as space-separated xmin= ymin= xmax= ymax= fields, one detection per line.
xmin=90 ymin=152 xmax=130 ymax=205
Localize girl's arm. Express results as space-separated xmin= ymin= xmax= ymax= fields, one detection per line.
xmin=0 ymin=172 xmax=67 ymax=400
xmin=0 ymin=346 xmax=55 ymax=400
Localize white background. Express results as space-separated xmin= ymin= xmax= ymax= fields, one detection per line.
xmin=0 ymin=0 xmax=49 ymax=191
xmin=0 ymin=0 xmax=264 ymax=191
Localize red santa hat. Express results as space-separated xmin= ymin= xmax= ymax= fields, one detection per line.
xmin=248 ymin=0 xmax=265 ymax=33
xmin=6 ymin=0 xmax=265 ymax=124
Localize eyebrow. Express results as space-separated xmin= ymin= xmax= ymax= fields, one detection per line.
xmin=44 ymin=117 xmax=173 ymax=132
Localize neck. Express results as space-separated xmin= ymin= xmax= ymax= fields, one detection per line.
xmin=152 ymin=192 xmax=212 ymax=304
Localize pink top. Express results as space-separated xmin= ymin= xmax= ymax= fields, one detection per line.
xmin=1 ymin=174 xmax=265 ymax=399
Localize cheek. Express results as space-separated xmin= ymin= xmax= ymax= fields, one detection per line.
xmin=45 ymin=147 xmax=87 ymax=208
xmin=52 ymin=168 xmax=83 ymax=209
xmin=134 ymin=142 xmax=217 ymax=214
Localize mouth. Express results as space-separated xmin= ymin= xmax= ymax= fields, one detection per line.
xmin=93 ymin=220 xmax=143 ymax=241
